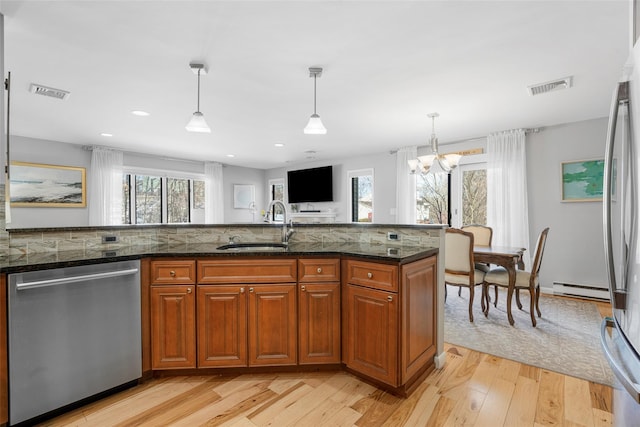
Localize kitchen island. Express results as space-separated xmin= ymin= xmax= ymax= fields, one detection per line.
xmin=0 ymin=224 xmax=445 ymax=425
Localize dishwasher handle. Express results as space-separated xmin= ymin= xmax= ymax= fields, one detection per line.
xmin=16 ymin=268 xmax=139 ymax=291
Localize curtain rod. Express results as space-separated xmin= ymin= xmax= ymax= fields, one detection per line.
xmin=390 ymin=127 xmax=542 ymax=154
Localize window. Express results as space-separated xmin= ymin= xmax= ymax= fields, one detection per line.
xmin=449 ymin=155 xmax=488 ymax=227
xmin=347 ymin=169 xmax=374 ymax=222
xmin=416 ymin=172 xmax=449 ymax=224
xmin=135 ymin=175 xmax=162 ymax=224
xmin=268 ymin=178 xmax=285 ymax=222
xmin=122 ymin=172 xmax=204 ymax=225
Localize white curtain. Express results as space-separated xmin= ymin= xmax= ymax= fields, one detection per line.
xmin=396 ymin=146 xmax=417 ymax=224
xmin=487 ymin=129 xmax=531 ymax=268
xmin=89 ymin=147 xmax=123 ymax=225
xmin=205 ymin=162 xmax=224 ymax=223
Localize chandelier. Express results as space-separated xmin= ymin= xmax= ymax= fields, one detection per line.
xmin=408 ymin=113 xmax=462 ymax=174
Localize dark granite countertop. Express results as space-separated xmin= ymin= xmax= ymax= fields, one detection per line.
xmin=1 ymin=242 xmax=439 ymax=274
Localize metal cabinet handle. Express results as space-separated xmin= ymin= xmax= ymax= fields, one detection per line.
xmin=240 ymin=287 xmax=245 ymax=294
xmin=317 ymin=267 xmax=322 ymax=273
xmin=169 ymin=270 xmax=176 ymax=277
xmin=187 ymin=288 xmax=192 ymax=294
xmin=367 ymin=272 xmax=373 ymax=279
xmin=301 ymin=285 xmax=306 ymax=291
xmin=387 ymin=295 xmax=393 ymax=302
xmin=249 ymin=287 xmax=254 ymax=293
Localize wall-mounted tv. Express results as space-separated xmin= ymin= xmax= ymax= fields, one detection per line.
xmin=287 ymin=165 xmax=333 ymax=203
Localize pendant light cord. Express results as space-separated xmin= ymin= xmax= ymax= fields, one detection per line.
xmin=313 ymin=73 xmax=317 ymax=115
xmin=196 ymin=69 xmax=201 ymax=113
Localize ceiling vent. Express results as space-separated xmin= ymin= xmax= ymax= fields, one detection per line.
xmin=527 ymin=76 xmax=572 ymax=96
xmin=29 ymin=83 xmax=71 ymax=100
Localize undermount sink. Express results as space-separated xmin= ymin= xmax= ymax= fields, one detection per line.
xmin=216 ymin=242 xmax=288 ymax=251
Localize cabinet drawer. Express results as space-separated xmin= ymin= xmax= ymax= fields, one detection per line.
xmin=345 ymin=260 xmax=398 ymax=292
xmin=198 ymin=258 xmax=297 ymax=284
xmin=150 ymin=260 xmax=196 ymax=285
xmin=298 ymin=258 xmax=340 ymax=282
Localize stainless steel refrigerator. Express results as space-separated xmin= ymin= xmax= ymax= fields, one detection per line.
xmin=602 ymin=38 xmax=640 ymax=427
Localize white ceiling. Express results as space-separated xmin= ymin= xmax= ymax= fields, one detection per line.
xmin=0 ymin=1 xmax=630 ymax=169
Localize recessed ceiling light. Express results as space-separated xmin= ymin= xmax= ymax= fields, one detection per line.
xmin=274 ymin=143 xmax=285 ymax=148
xmin=226 ymin=154 xmax=235 ymax=158
xmin=100 ymin=133 xmax=113 ymax=137
xmin=131 ymin=110 xmax=150 ymax=116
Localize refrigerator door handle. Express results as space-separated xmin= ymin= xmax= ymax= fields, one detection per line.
xmin=604 ymin=81 xmax=630 ymax=303
xmin=601 ymin=317 xmax=640 ymax=403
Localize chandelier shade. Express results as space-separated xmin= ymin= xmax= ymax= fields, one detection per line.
xmin=408 ymin=113 xmax=461 ymax=174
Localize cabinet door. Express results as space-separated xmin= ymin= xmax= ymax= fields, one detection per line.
xmin=248 ymin=284 xmax=297 ymax=366
xmin=150 ymin=285 xmax=196 ymax=369
xmin=400 ymin=256 xmax=437 ymax=383
xmin=345 ymin=284 xmax=398 ymax=386
xmin=197 ymin=285 xmax=247 ymax=367
xmin=298 ymin=283 xmax=340 ymax=364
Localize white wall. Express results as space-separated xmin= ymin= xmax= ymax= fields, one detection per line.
xmin=264 ymin=151 xmax=397 ymax=223
xmin=223 ymin=166 xmax=266 ymax=223
xmin=527 ymin=118 xmax=608 ymax=290
xmin=10 ymin=136 xmax=91 ymax=228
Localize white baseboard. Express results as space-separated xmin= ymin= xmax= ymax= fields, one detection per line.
xmin=434 ymin=351 xmax=446 ymax=369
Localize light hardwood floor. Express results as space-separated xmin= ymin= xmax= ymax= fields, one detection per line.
xmin=39 ymin=297 xmax=614 ymax=427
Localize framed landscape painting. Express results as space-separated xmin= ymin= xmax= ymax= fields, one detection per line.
xmin=10 ymin=161 xmax=86 ymax=207
xmin=561 ymin=159 xmax=605 ymax=202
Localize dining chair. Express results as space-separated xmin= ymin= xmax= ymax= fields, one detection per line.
xmin=445 ymin=228 xmax=487 ymax=322
xmin=482 ymin=227 xmax=550 ymax=327
xmin=461 ymin=224 xmax=495 ymax=297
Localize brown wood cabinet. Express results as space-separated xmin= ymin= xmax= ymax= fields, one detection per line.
xmin=344 ymin=283 xmax=398 ymax=385
xmin=150 ymin=285 xmax=196 ymax=369
xmin=248 ymin=284 xmax=297 ymax=366
xmin=343 ymin=255 xmax=437 ymax=393
xmin=197 ymin=285 xmax=247 ymax=367
xmin=298 ymin=258 xmax=341 ymax=365
xmin=199 ymin=258 xmax=298 ymax=367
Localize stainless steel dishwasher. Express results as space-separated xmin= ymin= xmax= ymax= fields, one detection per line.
xmin=8 ymin=260 xmax=142 ymax=425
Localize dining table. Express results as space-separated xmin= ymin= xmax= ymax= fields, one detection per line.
xmin=473 ymin=245 xmax=526 ymax=325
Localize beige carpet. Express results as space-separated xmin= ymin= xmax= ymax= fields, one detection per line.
xmin=443 ymin=287 xmax=614 ymax=386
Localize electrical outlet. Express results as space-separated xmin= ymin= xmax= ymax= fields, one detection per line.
xmin=102 ymin=235 xmax=119 ymax=244
xmin=387 ymin=232 xmax=399 ymax=241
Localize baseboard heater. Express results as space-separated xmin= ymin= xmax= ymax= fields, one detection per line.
xmin=551 ymin=281 xmax=610 ymax=301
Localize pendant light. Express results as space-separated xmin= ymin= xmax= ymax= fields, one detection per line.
xmin=304 ymin=67 xmax=327 ymax=134
xmin=186 ymin=63 xmax=211 ymax=133
xmin=408 ymin=113 xmax=462 ymax=174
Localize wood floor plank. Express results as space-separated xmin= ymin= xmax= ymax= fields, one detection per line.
xmin=467 ymin=354 xmax=499 ymax=394
xmin=442 ymin=385 xmax=486 ymax=427
xmin=167 ymin=383 xmax=272 ymax=427
xmin=503 ymin=375 xmax=540 ymax=426
xmin=564 ymin=376 xmax=595 ymax=427
xmin=439 ymin=348 xmax=484 ymax=399
xmin=589 ymin=382 xmax=613 ymax=413
xmin=246 ymin=382 xmax=313 ymax=426
xmin=592 ymin=408 xmax=614 ymax=427
xmin=474 ymin=378 xmax=516 ymax=427
xmin=329 ymin=372 xmax=377 ymax=407
xmin=425 ymin=395 xmax=456 ymax=427
xmin=379 ymin=381 xmax=431 ymax=427
xmin=321 ymin=405 xmax=365 ymax=427
xmin=351 ymin=389 xmax=403 ymax=427
xmin=534 ymin=369 xmax=565 ymax=426
xmin=497 ymin=358 xmax=522 ymax=384
xmin=112 ymin=377 xmax=224 ymax=427
xmin=392 ymin=383 xmax=440 ymax=427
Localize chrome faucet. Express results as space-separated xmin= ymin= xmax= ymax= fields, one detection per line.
xmin=264 ymin=200 xmax=295 ymax=244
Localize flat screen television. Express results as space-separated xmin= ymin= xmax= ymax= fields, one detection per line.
xmin=287 ymin=165 xmax=333 ymax=203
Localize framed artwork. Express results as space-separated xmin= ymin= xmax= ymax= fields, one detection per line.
xmin=233 ymin=184 xmax=255 ymax=209
xmin=10 ymin=161 xmax=86 ymax=207
xmin=561 ymin=159 xmax=605 ymax=202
